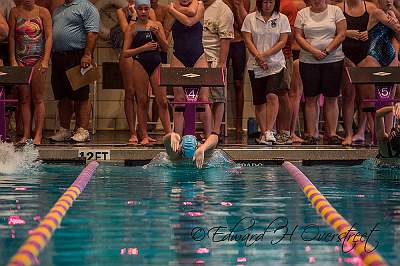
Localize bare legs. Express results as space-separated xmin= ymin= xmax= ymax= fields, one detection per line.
xmin=133 ymin=61 xmax=171 ymax=145
xmin=120 ymin=56 xmax=137 ymax=143
xmin=288 ymin=59 xmax=304 ymax=142
xmin=234 ymin=79 xmax=244 ymax=133
xmin=354 ymin=56 xmax=398 ymax=143
xmin=255 ymin=93 xmax=279 ymax=134
xmin=18 ymin=64 xmax=45 ymax=144
xmin=342 ymin=58 xmax=356 ymax=145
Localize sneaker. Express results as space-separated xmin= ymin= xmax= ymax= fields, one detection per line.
xmin=50 ymin=127 xmax=71 ymax=142
xmin=71 ymin=127 xmax=90 ymax=142
xmin=264 ymin=130 xmax=276 ymax=143
xmin=275 ymin=131 xmax=292 ymax=145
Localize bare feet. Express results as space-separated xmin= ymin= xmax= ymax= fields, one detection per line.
xmin=128 ymin=135 xmax=138 ymax=145
xmin=291 ymin=134 xmax=304 ymax=143
xmin=342 ymin=136 xmax=352 ymax=146
xmin=33 ymin=137 xmax=41 ymax=145
xmin=148 ymin=136 xmax=157 ymax=142
xmin=16 ymin=137 xmax=28 ymax=145
xmin=140 ymin=137 xmax=151 ymax=145
xmin=352 ymin=133 xmax=365 ymax=143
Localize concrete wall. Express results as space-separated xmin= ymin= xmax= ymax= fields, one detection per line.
xmin=43 ymin=0 xmax=255 ymax=131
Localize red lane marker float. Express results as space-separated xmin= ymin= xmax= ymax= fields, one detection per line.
xmin=7 ymin=161 xmax=99 ymax=266
xmin=282 ymin=161 xmax=387 ymax=266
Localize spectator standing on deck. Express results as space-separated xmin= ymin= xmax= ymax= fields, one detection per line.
xmin=122 ymin=0 xmax=172 ymax=144
xmin=242 ymin=0 xmax=291 ymax=144
xmin=353 ymin=0 xmax=400 ymax=144
xmin=164 ymin=0 xmax=212 ymax=138
xmin=116 ymin=0 xmax=139 ymax=144
xmin=337 ymin=0 xmax=376 ymax=146
xmin=8 ymin=0 xmax=52 ymax=145
xmin=223 ymin=0 xmax=250 ymax=135
xmin=202 ymin=0 xmax=234 ymax=138
xmin=275 ymin=0 xmax=298 ymax=145
xmin=294 ymin=0 xmax=346 ymax=145
xmin=50 ymin=0 xmax=100 ymax=142
xmin=149 ymin=0 xmax=169 ymax=132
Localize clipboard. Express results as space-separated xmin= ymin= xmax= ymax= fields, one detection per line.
xmin=66 ymin=64 xmax=100 ymax=91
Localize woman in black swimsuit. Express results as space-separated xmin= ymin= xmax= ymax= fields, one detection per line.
xmin=122 ymin=0 xmax=172 ymax=144
xmin=337 ymin=0 xmax=376 ymax=146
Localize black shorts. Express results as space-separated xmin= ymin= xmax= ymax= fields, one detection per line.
xmin=248 ymin=69 xmax=287 ymax=105
xmin=299 ymin=60 xmax=344 ymax=98
xmin=227 ymin=41 xmax=246 ymax=81
xmin=51 ymin=50 xmax=90 ymax=101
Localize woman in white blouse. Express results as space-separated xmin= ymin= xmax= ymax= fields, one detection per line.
xmin=241 ymin=0 xmax=291 ymax=144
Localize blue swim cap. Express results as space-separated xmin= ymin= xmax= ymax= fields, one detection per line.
xmin=181 ymin=135 xmax=197 ymax=159
xmin=135 ymin=0 xmax=150 ymax=7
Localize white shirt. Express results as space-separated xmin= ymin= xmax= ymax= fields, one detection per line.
xmin=241 ymin=11 xmax=291 ymax=76
xmin=294 ymin=5 xmax=345 ymax=64
xmin=203 ymin=0 xmax=234 ymax=63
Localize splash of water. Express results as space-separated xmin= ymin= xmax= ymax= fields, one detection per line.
xmin=0 ymin=141 xmax=41 ymax=175
xmin=144 ymin=150 xmax=237 ymax=169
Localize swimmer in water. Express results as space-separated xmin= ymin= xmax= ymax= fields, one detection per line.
xmin=163 ymin=132 xmax=218 ymax=168
xmin=376 ymin=103 xmax=400 ymax=158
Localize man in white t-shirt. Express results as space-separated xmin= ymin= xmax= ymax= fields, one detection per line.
xmin=203 ymin=0 xmax=234 ymax=137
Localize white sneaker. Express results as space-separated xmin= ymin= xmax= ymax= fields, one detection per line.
xmin=264 ymin=130 xmax=276 ymax=143
xmin=71 ymin=127 xmax=90 ymax=142
xmin=50 ymin=127 xmax=71 ymax=142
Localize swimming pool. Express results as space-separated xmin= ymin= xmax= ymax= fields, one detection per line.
xmin=1 ymin=161 xmax=399 ymax=265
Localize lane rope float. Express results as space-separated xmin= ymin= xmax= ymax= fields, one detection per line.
xmin=8 ymin=161 xmax=99 ymax=266
xmin=282 ymin=161 xmax=387 ymax=266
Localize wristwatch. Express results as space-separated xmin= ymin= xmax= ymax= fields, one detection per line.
xmin=323 ymin=49 xmax=330 ymax=55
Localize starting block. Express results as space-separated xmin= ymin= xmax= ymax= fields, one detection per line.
xmin=159 ymin=67 xmax=225 ymax=136
xmin=346 ymin=67 xmax=400 ymax=111
xmin=0 ymin=66 xmax=33 ymax=141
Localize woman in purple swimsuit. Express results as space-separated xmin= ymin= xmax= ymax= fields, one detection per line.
xmin=9 ymin=0 xmax=52 ymax=145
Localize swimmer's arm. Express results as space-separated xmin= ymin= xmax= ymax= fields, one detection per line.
xmin=116 ymin=8 xmax=130 ymax=33
xmin=375 ymin=106 xmax=392 ymax=141
xmin=163 ymin=13 xmax=175 ymax=38
xmin=168 ymin=1 xmax=204 ymax=26
xmin=174 ymin=0 xmax=198 ymax=17
xmin=153 ymin=21 xmax=169 ymax=52
xmin=194 ymin=134 xmax=218 ymax=168
xmin=163 ymin=133 xmax=181 ymax=160
xmin=370 ymin=8 xmax=400 ymax=33
xmin=376 ymin=106 xmax=393 ymax=157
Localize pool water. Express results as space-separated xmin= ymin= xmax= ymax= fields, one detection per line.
xmin=1 ymin=162 xmax=400 ymax=265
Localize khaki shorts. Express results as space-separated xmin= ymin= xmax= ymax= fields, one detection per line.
xmin=208 ymin=61 xmax=226 ymax=103
xmin=283 ymin=56 xmax=293 ymax=90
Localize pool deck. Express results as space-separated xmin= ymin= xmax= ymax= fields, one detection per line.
xmin=34 ymin=131 xmax=378 ymax=165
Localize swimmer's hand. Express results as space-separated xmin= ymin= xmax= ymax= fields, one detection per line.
xmin=142 ymin=41 xmax=158 ymax=52
xmin=193 ymin=146 xmax=205 ymax=169
xmin=170 ymin=132 xmax=181 ymax=152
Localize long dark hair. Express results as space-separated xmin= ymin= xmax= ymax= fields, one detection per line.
xmin=256 ymin=0 xmax=280 ymax=14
